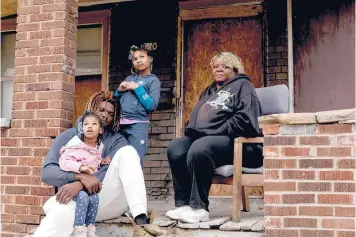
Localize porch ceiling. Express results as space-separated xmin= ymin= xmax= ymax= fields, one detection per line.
xmin=1 ymin=0 xmax=135 ymax=18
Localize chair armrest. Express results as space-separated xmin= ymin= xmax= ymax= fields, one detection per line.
xmin=234 ymin=137 xmax=264 ymax=144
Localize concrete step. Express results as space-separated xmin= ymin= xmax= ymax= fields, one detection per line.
xmin=26 ymin=198 xmax=264 ymax=237
xmin=96 ymin=223 xmax=264 ymax=237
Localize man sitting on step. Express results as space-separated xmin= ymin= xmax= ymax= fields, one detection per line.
xmin=33 ymin=91 xmax=153 ymax=237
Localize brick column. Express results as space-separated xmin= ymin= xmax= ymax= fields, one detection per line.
xmin=1 ymin=0 xmax=78 ymax=235
xmin=265 ymin=0 xmax=289 ymax=87
xmin=262 ymin=112 xmax=355 ymax=237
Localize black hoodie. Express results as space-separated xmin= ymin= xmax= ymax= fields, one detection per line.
xmin=185 ymin=73 xmax=262 ymax=138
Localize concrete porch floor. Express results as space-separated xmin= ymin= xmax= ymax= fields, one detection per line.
xmin=26 ymin=197 xmax=264 ymax=236
xmin=96 ymin=197 xmax=264 ymax=237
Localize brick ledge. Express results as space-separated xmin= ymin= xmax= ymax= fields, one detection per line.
xmin=259 ymin=108 xmax=355 ymax=125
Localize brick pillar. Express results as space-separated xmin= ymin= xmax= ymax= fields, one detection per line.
xmin=265 ymin=0 xmax=289 ymax=87
xmin=1 ymin=0 xmax=78 ymax=235
xmin=263 ymin=119 xmax=355 ymax=237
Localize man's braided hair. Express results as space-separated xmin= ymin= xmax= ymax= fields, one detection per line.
xmin=84 ymin=91 xmax=121 ymax=131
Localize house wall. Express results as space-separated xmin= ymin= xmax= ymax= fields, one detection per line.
xmin=80 ymin=0 xmax=178 ymax=199
xmin=265 ymin=0 xmax=289 ymax=87
xmin=1 ymin=0 xmax=78 ymax=235
xmin=109 ymin=1 xmax=177 ymax=199
xmin=293 ymin=0 xmax=355 ymax=112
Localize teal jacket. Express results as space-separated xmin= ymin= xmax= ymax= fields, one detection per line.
xmin=114 ymin=73 xmax=161 ymax=121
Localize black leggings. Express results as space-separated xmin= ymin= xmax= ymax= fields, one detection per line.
xmin=167 ymin=135 xmax=262 ymax=211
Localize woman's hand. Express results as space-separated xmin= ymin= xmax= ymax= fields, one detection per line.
xmin=125 ymin=82 xmax=139 ymax=90
xmin=118 ymin=82 xmax=129 ymax=91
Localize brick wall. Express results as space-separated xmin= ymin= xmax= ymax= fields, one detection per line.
xmin=144 ymin=110 xmax=175 ymax=199
xmin=263 ymin=122 xmax=356 ymax=237
xmin=1 ymin=0 xmax=78 ymax=235
xmin=265 ymin=0 xmax=289 ymax=87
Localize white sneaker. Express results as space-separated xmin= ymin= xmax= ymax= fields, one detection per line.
xmin=179 ymin=208 xmax=209 ymax=224
xmin=165 ymin=206 xmax=192 ymax=220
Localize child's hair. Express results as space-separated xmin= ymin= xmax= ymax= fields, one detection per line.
xmin=128 ymin=45 xmax=152 ymax=60
xmin=82 ymin=112 xmax=103 ymax=128
xmin=80 ymin=111 xmax=103 ymax=145
xmin=128 ymin=45 xmax=154 ymax=74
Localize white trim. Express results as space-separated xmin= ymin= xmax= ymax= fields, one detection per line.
xmin=79 ymin=0 xmax=135 ymax=7
xmin=287 ymin=0 xmax=294 ymax=113
xmin=0 ymin=76 xmax=13 ymax=81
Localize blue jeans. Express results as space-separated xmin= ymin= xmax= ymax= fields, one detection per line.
xmin=74 ymin=191 xmax=99 ymax=226
xmin=120 ymin=123 xmax=149 ymax=167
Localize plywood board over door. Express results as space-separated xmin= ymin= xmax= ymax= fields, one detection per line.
xmin=73 ymin=10 xmax=110 ymax=125
xmin=182 ymin=17 xmax=263 ymax=127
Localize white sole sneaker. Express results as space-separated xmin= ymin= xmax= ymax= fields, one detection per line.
xmin=178 ymin=209 xmax=210 ymax=224
xmin=165 ymin=206 xmax=192 ymax=220
xmin=179 ymin=216 xmax=209 ymax=224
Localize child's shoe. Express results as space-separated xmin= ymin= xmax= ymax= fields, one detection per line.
xmin=87 ymin=224 xmax=98 ymax=237
xmin=73 ymin=225 xmax=87 ymax=237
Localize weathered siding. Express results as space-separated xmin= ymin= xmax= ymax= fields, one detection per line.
xmin=293 ymin=0 xmax=355 ymax=112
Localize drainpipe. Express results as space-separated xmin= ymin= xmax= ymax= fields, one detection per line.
xmin=287 ymin=0 xmax=294 ymax=113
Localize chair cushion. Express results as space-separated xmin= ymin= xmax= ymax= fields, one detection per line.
xmin=215 ymin=165 xmax=264 ymax=177
xmin=255 ymin=84 xmax=289 ymax=115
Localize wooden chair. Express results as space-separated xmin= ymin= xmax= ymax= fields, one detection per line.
xmin=212 ymin=84 xmax=290 ymax=222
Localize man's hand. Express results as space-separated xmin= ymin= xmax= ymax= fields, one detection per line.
xmin=125 ymin=82 xmax=139 ymax=91
xmin=56 ymin=182 xmax=83 ymax=204
xmin=75 ymin=173 xmax=102 ymax=194
xmin=118 ymin=82 xmax=129 ymax=92
xmin=79 ymin=165 xmax=96 ymax=175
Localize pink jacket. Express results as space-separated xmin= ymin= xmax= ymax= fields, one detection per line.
xmin=59 ymin=136 xmax=104 ymax=173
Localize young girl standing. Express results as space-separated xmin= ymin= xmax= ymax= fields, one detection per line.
xmin=59 ymin=112 xmax=110 ymax=237
xmin=114 ymin=45 xmax=161 ymax=166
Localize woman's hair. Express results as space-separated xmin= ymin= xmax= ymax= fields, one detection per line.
xmin=210 ymin=52 xmax=245 ymax=74
xmin=85 ymin=91 xmax=121 ymax=131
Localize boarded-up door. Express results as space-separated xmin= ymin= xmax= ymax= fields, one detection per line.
xmin=73 ymin=76 xmax=102 ymax=124
xmin=182 ymin=17 xmax=263 ymax=127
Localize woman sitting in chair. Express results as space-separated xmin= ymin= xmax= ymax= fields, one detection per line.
xmin=166 ymin=52 xmax=263 ymax=224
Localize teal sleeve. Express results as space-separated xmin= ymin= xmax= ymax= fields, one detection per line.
xmin=114 ymin=89 xmax=124 ymax=99
xmin=134 ymin=85 xmax=153 ymax=111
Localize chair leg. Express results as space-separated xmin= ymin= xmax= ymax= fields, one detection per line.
xmin=241 ymin=186 xmax=250 ymax=212
xmin=232 ymin=140 xmax=243 ymax=222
